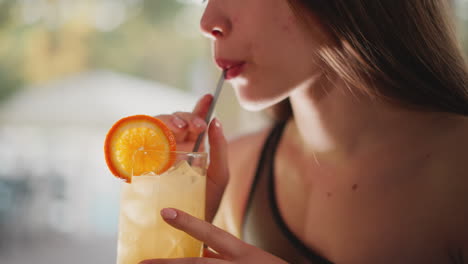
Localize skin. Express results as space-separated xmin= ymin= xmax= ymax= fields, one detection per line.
xmin=145 ymin=0 xmax=468 ymax=263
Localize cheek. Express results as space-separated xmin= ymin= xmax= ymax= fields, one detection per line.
xmin=232 ymin=16 xmax=239 ymax=24
xmin=281 ymin=15 xmax=296 ymax=32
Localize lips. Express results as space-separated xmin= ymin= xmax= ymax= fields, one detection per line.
xmin=215 ymin=59 xmax=246 ymax=80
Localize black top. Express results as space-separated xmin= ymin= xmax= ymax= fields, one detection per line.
xmin=242 ymin=121 xmax=334 ymax=264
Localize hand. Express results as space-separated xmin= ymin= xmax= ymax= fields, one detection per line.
xmin=140 ymin=208 xmax=289 ymax=264
xmin=154 ymin=94 xmax=212 ymax=152
xmin=154 ymin=95 xmax=229 ymax=222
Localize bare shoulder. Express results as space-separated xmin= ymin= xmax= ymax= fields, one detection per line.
xmin=227 ymin=128 xmax=272 ymax=174
xmin=213 ymin=125 xmax=273 ymax=237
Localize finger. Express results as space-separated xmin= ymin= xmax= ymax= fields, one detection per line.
xmin=160 ymin=208 xmax=247 ymax=259
xmin=193 ymin=94 xmax=214 ymax=119
xmin=206 ymin=118 xmax=229 ymax=222
xmin=203 ymin=248 xmax=223 ymax=259
xmin=154 ymin=115 xmax=189 ymax=143
xmin=140 ymin=257 xmax=228 ymax=264
xmin=173 ymin=112 xmax=207 ymax=142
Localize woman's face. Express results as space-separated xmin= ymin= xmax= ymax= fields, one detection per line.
xmin=200 ymin=0 xmax=330 ymax=111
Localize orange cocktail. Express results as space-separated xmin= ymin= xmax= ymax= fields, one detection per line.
xmin=104 ymin=115 xmax=207 ymax=264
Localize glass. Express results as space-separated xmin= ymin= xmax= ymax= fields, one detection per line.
xmin=116 ymin=150 xmax=207 ymax=264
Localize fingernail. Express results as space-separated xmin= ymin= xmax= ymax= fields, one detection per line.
xmin=172 ymin=116 xmax=186 ymax=129
xmin=161 ymin=208 xmax=177 ymax=220
xmin=193 ymin=118 xmax=206 ymax=128
xmin=214 ymin=118 xmax=223 ymax=130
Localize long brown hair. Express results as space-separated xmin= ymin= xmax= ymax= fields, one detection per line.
xmin=270 ymin=0 xmax=468 ymax=121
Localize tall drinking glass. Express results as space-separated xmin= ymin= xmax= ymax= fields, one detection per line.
xmin=116 ymin=150 xmax=207 ymax=264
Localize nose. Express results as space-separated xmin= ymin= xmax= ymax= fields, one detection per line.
xmin=199 ymin=1 xmax=231 ymax=40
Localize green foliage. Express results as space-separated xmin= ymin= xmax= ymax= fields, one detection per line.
xmin=0 ymin=0 xmax=208 ymax=105
xmin=0 ymin=65 xmax=23 ymax=103
xmin=0 ymin=1 xmax=15 ymax=28
xmin=141 ymin=0 xmax=184 ymax=24
xmin=87 ymin=2 xmax=208 ymax=90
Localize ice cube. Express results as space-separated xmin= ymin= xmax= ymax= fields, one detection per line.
xmin=163 ymin=237 xmax=184 ymax=257
xmin=131 ymin=176 xmax=158 ymax=197
xmin=166 ymin=161 xmax=204 ymax=180
xmin=123 ymin=200 xmax=157 ymax=226
xmin=141 ymin=171 xmax=158 ymax=176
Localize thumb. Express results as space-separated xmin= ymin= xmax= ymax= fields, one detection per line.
xmin=206 ymin=118 xmax=229 ymax=222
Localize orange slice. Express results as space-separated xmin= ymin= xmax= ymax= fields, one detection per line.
xmin=104 ymin=115 xmax=177 ymax=183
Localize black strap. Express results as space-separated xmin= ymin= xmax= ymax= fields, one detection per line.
xmin=243 ymin=121 xmax=288 ymax=231
xmin=267 ymin=126 xmax=334 ymax=264
xmin=243 ymin=121 xmax=334 ymax=264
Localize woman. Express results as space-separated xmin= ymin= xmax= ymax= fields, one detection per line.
xmin=143 ymin=0 xmax=468 ymax=263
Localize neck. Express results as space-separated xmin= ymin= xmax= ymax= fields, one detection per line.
xmin=288 ymin=76 xmax=458 ymax=166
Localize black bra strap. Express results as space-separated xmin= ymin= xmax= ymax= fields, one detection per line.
xmin=242 ymin=121 xmax=288 ymax=233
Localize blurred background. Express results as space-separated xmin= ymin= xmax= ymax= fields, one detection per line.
xmin=0 ymin=0 xmax=467 ymax=263
xmin=0 ymin=1 xmax=269 ymax=263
